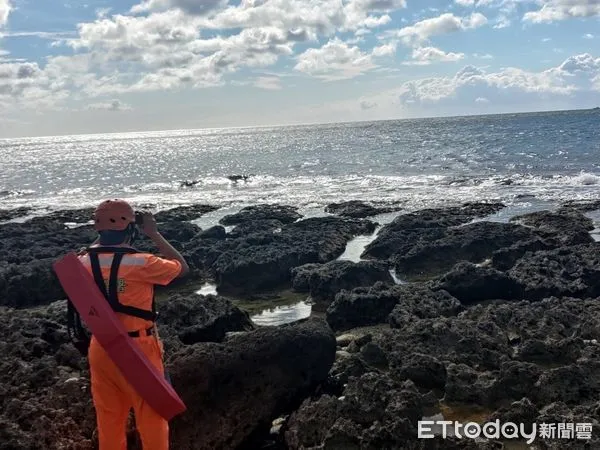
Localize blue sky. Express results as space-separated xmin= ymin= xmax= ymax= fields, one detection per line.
xmin=0 ymin=0 xmax=599 ymax=137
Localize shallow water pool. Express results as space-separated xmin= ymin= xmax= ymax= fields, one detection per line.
xmin=195 ymin=283 xmax=218 ymax=296
xmin=250 ymin=301 xmax=312 ymax=326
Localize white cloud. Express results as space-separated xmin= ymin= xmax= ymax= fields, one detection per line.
xmin=473 ymin=52 xmax=494 ymax=59
xmin=455 ymin=0 xmax=503 ymax=6
xmin=294 ymin=38 xmax=378 ymax=81
xmin=558 ymin=53 xmax=600 ymax=75
xmin=584 ymin=33 xmax=595 ymax=39
xmin=524 ymin=0 xmax=600 ymax=23
xmin=0 ymin=60 xmax=70 ymax=110
xmin=352 ymin=0 xmax=406 ymax=11
xmin=56 ymin=0 xmax=410 ymax=98
xmin=95 ymin=7 xmax=112 ymax=19
xmin=456 ymin=0 xmax=494 ymax=7
xmin=0 ymin=0 xmax=10 ymax=28
xmin=286 ymin=50 xmax=600 ymax=122
xmin=494 ymin=15 xmax=511 ymax=28
xmin=70 ymin=11 xmax=200 ymax=58
xmin=131 ymin=0 xmax=228 ymax=16
xmin=313 ymin=52 xmax=600 ymax=122
xmin=0 ymin=62 xmax=44 ymax=97
xmin=253 ymin=76 xmax=282 ymax=90
xmin=87 ymin=99 xmax=132 ymax=111
xmin=2 ymin=0 xmax=596 ymax=130
xmin=467 ymin=12 xmax=489 ymax=27
xmin=372 ymin=42 xmax=397 ymax=56
xmin=64 ymin=8 xmax=299 ymax=94
xmin=405 ymin=46 xmax=465 ymax=65
xmin=395 ymin=53 xmax=600 ymax=106
xmin=385 ymin=12 xmax=488 ymax=46
xmin=343 ymin=0 xmax=404 ymax=29
xmin=0 ymin=0 xmax=410 ymax=110
xmin=197 ymin=0 xmax=402 ymax=37
xmin=2 ymin=31 xmax=76 ymax=39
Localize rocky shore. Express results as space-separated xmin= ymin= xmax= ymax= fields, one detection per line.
xmin=1 ymin=199 xmax=600 ymax=449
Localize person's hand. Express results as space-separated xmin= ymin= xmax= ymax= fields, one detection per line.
xmin=139 ymin=211 xmax=159 ymax=237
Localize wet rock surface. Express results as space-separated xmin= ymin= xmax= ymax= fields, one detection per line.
xmin=490 ymin=237 xmax=557 ymax=271
xmin=198 ymin=225 xmax=227 ymax=240
xmin=156 ymin=293 xmax=255 ymax=349
xmin=0 ymin=207 xmax=31 ymax=222
xmin=0 ymin=295 xmax=305 ymax=450
xmin=361 ymin=202 xmax=506 ymax=260
xmin=0 ymin=221 xmax=96 ymax=265
xmin=392 ymin=221 xmax=540 ymax=280
xmin=0 ymin=220 xmax=97 ymax=307
xmin=559 ymin=199 xmax=600 ymax=213
xmin=219 ymin=204 xmax=302 ymax=226
xmin=153 ymin=204 xmax=218 ymax=222
xmin=508 ymin=243 xmax=600 ymax=300
xmin=327 ymin=282 xmax=462 ymax=332
xmin=295 ymin=296 xmax=600 ymax=448
xmin=510 ymin=209 xmax=594 ymax=246
xmin=285 ymin=374 xmax=427 ymax=450
xmin=0 ymin=258 xmax=69 ymax=308
xmin=0 ymin=302 xmax=95 ymax=450
xmin=0 ymin=205 xmax=217 ymax=307
xmin=291 ymin=260 xmax=394 ymax=304
xmin=433 ymin=262 xmax=524 ymax=304
xmin=207 ymin=216 xmax=376 ymax=294
xmin=363 ymin=205 xmax=595 ymax=287
xmin=25 ymin=208 xmax=96 ymax=226
xmin=2 ymin=200 xmax=600 ymax=449
xmin=226 ymin=218 xmax=285 ymax=239
xmin=169 ymin=318 xmax=336 ymax=450
xmin=325 ymin=200 xmax=402 ymax=218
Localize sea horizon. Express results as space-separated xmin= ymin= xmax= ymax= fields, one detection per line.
xmin=1 ymin=105 xmax=598 ymax=142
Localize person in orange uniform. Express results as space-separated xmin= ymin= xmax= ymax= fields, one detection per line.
xmin=79 ymin=199 xmax=189 ymax=450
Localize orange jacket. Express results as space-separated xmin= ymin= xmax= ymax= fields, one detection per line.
xmin=79 ymin=249 xmax=182 ymax=331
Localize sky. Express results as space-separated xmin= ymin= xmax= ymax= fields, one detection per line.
xmin=0 ymin=0 xmax=599 ymax=137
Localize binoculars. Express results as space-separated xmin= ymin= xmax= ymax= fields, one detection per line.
xmin=135 ymin=211 xmax=145 ymax=226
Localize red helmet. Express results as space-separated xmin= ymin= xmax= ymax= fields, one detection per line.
xmin=94 ymin=199 xmax=135 ymax=231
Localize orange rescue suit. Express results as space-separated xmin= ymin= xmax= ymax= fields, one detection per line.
xmin=79 ymin=250 xmax=182 ymax=450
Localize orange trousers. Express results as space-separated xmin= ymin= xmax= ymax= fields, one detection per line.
xmin=89 ymin=334 xmax=169 ymax=450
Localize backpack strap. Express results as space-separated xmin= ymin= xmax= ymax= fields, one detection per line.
xmin=87 ymin=246 xmax=158 ymax=322
xmin=66 ymin=299 xmax=90 ymax=356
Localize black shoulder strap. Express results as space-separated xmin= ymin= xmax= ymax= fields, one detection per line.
xmin=87 ymin=247 xmax=158 ymax=322
xmin=107 ymin=251 xmax=125 ymax=308
xmin=89 ymin=250 xmax=109 ymax=300
xmin=66 ymin=299 xmax=90 ymax=356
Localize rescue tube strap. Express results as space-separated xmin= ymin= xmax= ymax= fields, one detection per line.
xmin=88 ymin=246 xmax=158 ymax=322
xmin=128 ymin=327 xmax=155 ymax=338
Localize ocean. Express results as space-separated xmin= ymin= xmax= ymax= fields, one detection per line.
xmin=1 ymin=109 xmax=599 ymax=225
